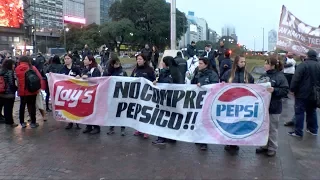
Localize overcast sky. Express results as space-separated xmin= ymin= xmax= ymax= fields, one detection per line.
xmin=173 ymin=0 xmax=320 ymax=50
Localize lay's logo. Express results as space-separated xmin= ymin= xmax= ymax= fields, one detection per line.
xmin=210 ymin=85 xmax=265 ymax=139
xmin=53 ymin=79 xmax=98 ymax=121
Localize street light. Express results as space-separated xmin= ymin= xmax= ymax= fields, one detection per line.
xmin=64 ymin=27 xmax=69 ymax=49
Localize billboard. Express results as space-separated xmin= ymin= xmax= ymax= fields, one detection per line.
xmin=64 ymin=16 xmax=86 ymax=25
xmin=0 ymin=0 xmax=24 ymax=28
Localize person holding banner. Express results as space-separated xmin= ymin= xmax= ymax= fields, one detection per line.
xmin=152 ymin=56 xmax=184 ymax=146
xmin=131 ymin=54 xmax=156 ymax=139
xmin=256 ymin=57 xmax=288 ymax=157
xmin=191 ymin=57 xmax=219 ymax=150
xmin=61 ymin=54 xmax=82 ymax=130
xmin=220 ymin=55 xmax=254 ymax=152
xmin=103 ymin=57 xmax=128 ymax=136
xmin=80 ymin=55 xmax=102 ymax=135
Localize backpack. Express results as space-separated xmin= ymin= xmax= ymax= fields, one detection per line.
xmin=25 ymin=65 xmax=41 ymax=93
xmin=0 ymin=75 xmax=6 ymax=93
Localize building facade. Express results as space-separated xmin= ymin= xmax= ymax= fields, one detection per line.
xmin=178 ymin=11 xmax=208 ymax=49
xmin=208 ymin=29 xmax=218 ymax=43
xmin=268 ymin=29 xmax=277 ymax=51
xmin=64 ymin=0 xmax=85 ymax=19
xmin=85 ymin=0 xmax=117 ymax=25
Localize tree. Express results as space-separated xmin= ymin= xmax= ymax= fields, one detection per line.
xmin=109 ymin=0 xmax=187 ymax=50
xmin=196 ymin=40 xmax=214 ymax=50
xmin=100 ymin=18 xmax=135 ymax=53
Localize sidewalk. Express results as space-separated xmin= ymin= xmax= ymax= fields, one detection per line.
xmin=0 ymin=97 xmax=318 ymax=180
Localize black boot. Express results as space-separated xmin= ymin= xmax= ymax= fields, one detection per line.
xmin=65 ymin=123 xmax=73 ymax=130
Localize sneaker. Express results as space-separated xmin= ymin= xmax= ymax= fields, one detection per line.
xmin=256 ymin=147 xmax=268 ymax=154
xmin=288 ymin=132 xmax=303 ymax=138
xmin=267 ymin=150 xmax=276 ymax=157
xmin=284 ymin=121 xmax=294 ymax=127
xmin=89 ymin=128 xmax=100 ymax=134
xmin=21 ymin=123 xmax=27 ymax=128
xmin=83 ymin=128 xmax=92 ymax=134
xmin=306 ymin=129 xmax=318 ymax=136
xmin=65 ymin=123 xmax=73 ymax=130
xmin=121 ymin=130 xmax=126 ymax=136
xmin=225 ymin=145 xmax=240 ymax=151
xmin=30 ymin=123 xmax=39 ymax=128
xmin=134 ymin=131 xmax=142 ymax=136
xmin=46 ymin=108 xmax=52 ymax=112
xmin=75 ymin=124 xmax=81 ymax=129
xmin=107 ymin=130 xmax=115 ymax=135
xmin=152 ymin=139 xmax=166 ymax=146
xmin=143 ymin=134 xmax=149 ymax=139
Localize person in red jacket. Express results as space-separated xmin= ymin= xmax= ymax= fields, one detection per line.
xmin=16 ymin=56 xmax=42 ymax=128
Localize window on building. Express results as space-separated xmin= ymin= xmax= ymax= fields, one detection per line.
xmin=13 ymin=37 xmax=20 ymax=42
xmin=0 ymin=36 xmax=7 ymax=41
xmin=8 ymin=37 xmax=13 ymax=42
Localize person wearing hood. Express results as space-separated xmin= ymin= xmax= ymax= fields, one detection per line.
xmin=103 ymin=56 xmax=128 ymax=136
xmin=82 ymin=44 xmax=92 ymax=59
xmin=288 ymin=49 xmax=320 ymax=138
xmin=256 ymin=56 xmax=288 ymax=157
xmin=219 ymin=49 xmax=233 ymax=79
xmin=174 ymin=52 xmax=187 ymax=81
xmin=152 ymin=56 xmax=184 ymax=146
xmin=191 ymin=57 xmax=219 ymax=151
xmin=16 ymin=56 xmax=43 ymax=128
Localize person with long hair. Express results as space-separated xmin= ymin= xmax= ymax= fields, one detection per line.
xmin=151 ymin=45 xmax=159 ymax=69
xmin=191 ymin=57 xmax=219 ymax=151
xmin=131 ymin=54 xmax=156 ymax=139
xmin=0 ymin=59 xmax=18 ymax=127
xmin=103 ymin=56 xmax=128 ymax=136
xmin=256 ymin=56 xmax=288 ymax=157
xmin=152 ymin=56 xmax=184 ymax=146
xmin=219 ymin=49 xmax=233 ymax=79
xmin=16 ymin=56 xmax=42 ymax=128
xmin=80 ymin=55 xmax=101 ymax=134
xmin=61 ymin=54 xmax=82 ymax=130
xmin=220 ymin=55 xmax=254 ymax=152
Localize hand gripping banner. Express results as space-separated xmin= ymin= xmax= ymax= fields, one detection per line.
xmin=48 ymin=73 xmax=271 ymax=146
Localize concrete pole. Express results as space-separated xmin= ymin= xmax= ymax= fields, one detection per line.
xmin=262 ymin=28 xmax=264 ymax=52
xmin=170 ymin=0 xmax=176 ymax=50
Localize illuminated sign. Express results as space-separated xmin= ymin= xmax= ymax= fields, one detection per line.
xmin=64 ymin=16 xmax=86 ymax=24
xmin=0 ymin=0 xmax=24 ymax=28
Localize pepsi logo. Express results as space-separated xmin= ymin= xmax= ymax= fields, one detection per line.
xmin=210 ymin=85 xmax=265 ymax=139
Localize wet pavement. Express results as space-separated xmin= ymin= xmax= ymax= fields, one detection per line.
xmin=0 ymin=97 xmax=319 ymax=180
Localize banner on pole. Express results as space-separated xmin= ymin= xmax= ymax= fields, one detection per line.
xmin=48 ymin=73 xmax=271 ymax=146
xmin=277 ymin=5 xmax=320 ymax=56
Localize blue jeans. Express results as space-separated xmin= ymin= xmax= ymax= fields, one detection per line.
xmin=294 ymin=98 xmax=318 ymax=136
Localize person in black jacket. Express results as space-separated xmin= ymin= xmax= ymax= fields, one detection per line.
xmin=174 ymin=52 xmax=187 ymax=81
xmin=103 ymin=57 xmax=128 ymax=136
xmin=220 ymin=55 xmax=254 ymax=152
xmin=141 ymin=44 xmax=152 ymax=64
xmin=288 ymin=49 xmax=320 ymax=138
xmin=187 ymin=41 xmax=198 ymax=58
xmin=80 ymin=55 xmax=101 ymax=135
xmin=151 ymin=46 xmax=159 ymax=69
xmin=191 ymin=57 xmax=219 ymax=151
xmin=201 ymin=44 xmax=217 ymax=72
xmin=256 ymin=56 xmax=289 ymax=157
xmin=131 ymin=54 xmax=156 ymax=139
xmin=219 ymin=49 xmax=233 ymax=79
xmin=215 ymin=41 xmax=226 ymax=67
xmin=62 ymin=54 xmax=82 ymax=130
xmin=0 ymin=59 xmax=18 ymax=127
xmin=152 ymin=56 xmax=184 ymax=146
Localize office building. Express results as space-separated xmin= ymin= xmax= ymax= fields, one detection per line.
xmin=221 ymin=25 xmax=236 ymax=38
xmin=268 ymin=29 xmax=277 ymax=51
xmin=178 ymin=11 xmax=208 ymax=49
xmin=64 ymin=0 xmax=85 ymax=20
xmin=85 ymin=0 xmax=117 ymax=25
xmin=208 ymin=29 xmax=218 ymax=43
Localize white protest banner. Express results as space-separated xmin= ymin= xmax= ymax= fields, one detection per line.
xmin=48 ymin=73 xmax=271 ymax=146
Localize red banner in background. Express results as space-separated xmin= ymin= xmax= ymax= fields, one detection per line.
xmin=277 ymin=5 xmax=320 ymax=56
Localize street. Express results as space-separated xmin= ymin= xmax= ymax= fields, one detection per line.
xmin=0 ymin=97 xmax=318 ymax=180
